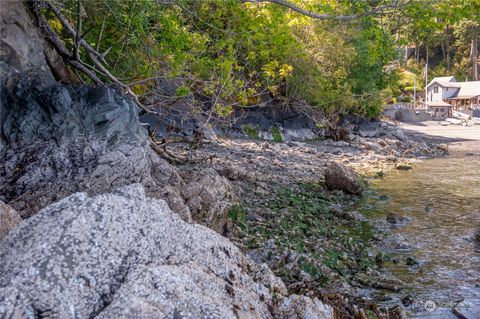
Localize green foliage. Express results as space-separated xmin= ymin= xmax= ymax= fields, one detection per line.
xmin=228 ymin=204 xmax=248 ymax=231
xmin=242 ymin=124 xmax=260 ymax=140
xmin=175 ymin=85 xmax=190 ymax=97
xmin=49 ymin=0 xmax=413 ymax=119
xmin=390 ymin=0 xmax=479 ymax=87
xmin=52 ymin=0 xmax=478 ymax=118
xmin=271 ymin=127 xmax=283 ymax=143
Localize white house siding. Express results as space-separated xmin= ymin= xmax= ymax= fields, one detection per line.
xmin=427 ymin=85 xmax=444 ymax=102
xmin=443 ymin=87 xmax=459 ymax=99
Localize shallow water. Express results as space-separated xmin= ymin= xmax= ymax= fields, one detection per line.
xmin=359 ymin=156 xmax=480 ymax=317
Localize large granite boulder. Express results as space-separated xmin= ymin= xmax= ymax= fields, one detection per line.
xmin=325 ymin=162 xmax=365 ymax=195
xmin=0 ymin=184 xmax=333 ymax=319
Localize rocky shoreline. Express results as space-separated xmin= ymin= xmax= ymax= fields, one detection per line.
xmin=0 ymin=70 xmax=446 ymax=318
xmin=0 ymin=2 xmax=471 ymax=318
xmin=170 ymin=120 xmax=447 ymax=318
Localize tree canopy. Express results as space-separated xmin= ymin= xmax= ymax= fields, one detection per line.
xmin=36 ymin=0 xmax=479 ymax=119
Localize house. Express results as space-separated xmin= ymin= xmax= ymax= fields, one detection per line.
xmin=425 ymin=76 xmax=480 ymax=116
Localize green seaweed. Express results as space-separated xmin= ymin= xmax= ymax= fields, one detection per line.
xmin=230 ymin=181 xmax=386 ymax=293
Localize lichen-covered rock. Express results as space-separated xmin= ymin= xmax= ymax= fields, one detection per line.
xmin=0 ymin=200 xmax=21 ymax=240
xmin=0 ymin=184 xmax=333 ymax=319
xmin=179 ymin=168 xmax=233 ymax=227
xmin=275 ymin=295 xmax=334 ymax=319
xmin=325 ymin=162 xmax=365 ymax=195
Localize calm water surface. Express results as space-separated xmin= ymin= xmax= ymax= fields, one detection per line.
xmin=359 ymin=156 xmax=480 ymax=317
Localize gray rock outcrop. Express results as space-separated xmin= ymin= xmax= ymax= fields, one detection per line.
xmin=0 ymin=201 xmax=21 ymax=240
xmin=357 ymin=121 xmax=380 ymax=138
xmin=0 ymin=184 xmax=333 ymax=319
xmin=0 ymin=1 xmax=53 ymax=82
xmin=325 ymin=162 xmax=365 ymax=195
xmin=218 ymin=105 xmax=321 ymax=141
xmin=0 ymin=1 xmax=73 ymax=87
xmin=0 ymin=74 xmax=182 ymax=218
xmin=0 ymin=2 xmax=197 ymax=221
xmin=179 ymin=168 xmax=233 ymax=227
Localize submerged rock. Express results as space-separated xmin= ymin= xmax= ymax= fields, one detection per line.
xmin=325 ymin=162 xmax=365 ymax=195
xmin=395 ymin=163 xmax=413 ymax=170
xmin=0 ymin=184 xmax=333 ymax=319
xmin=386 ymin=213 xmax=410 ymax=225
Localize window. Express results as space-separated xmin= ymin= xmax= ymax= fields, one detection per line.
xmin=434 ymin=86 xmax=438 ymax=93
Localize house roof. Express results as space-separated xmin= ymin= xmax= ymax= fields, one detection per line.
xmin=435 ymin=81 xmax=461 ymax=88
xmin=427 ymin=76 xmax=456 ymax=88
xmin=456 ymin=81 xmax=480 ymax=97
xmin=427 ymin=75 xmax=480 ymax=97
xmin=432 ymin=76 xmax=455 ymax=82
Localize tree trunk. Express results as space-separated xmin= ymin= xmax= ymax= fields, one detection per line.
xmin=441 ymin=41 xmax=445 ymax=60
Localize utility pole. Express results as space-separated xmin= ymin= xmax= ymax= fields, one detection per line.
xmin=413 ymin=77 xmax=417 ymax=109
xmin=474 ymin=29 xmax=478 ymax=81
xmin=424 ymin=63 xmax=428 ymax=109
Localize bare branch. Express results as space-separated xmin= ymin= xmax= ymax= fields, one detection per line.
xmin=242 ymin=0 xmax=402 ymax=21
xmin=95 ymin=15 xmax=106 ymax=53
xmin=32 ymin=0 xmax=158 ymax=115
xmin=74 ymin=0 xmax=82 ymax=60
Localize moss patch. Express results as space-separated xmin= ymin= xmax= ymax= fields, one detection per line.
xmin=242 ymin=124 xmax=260 ymax=140
xmin=271 ymin=126 xmax=283 ymax=143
